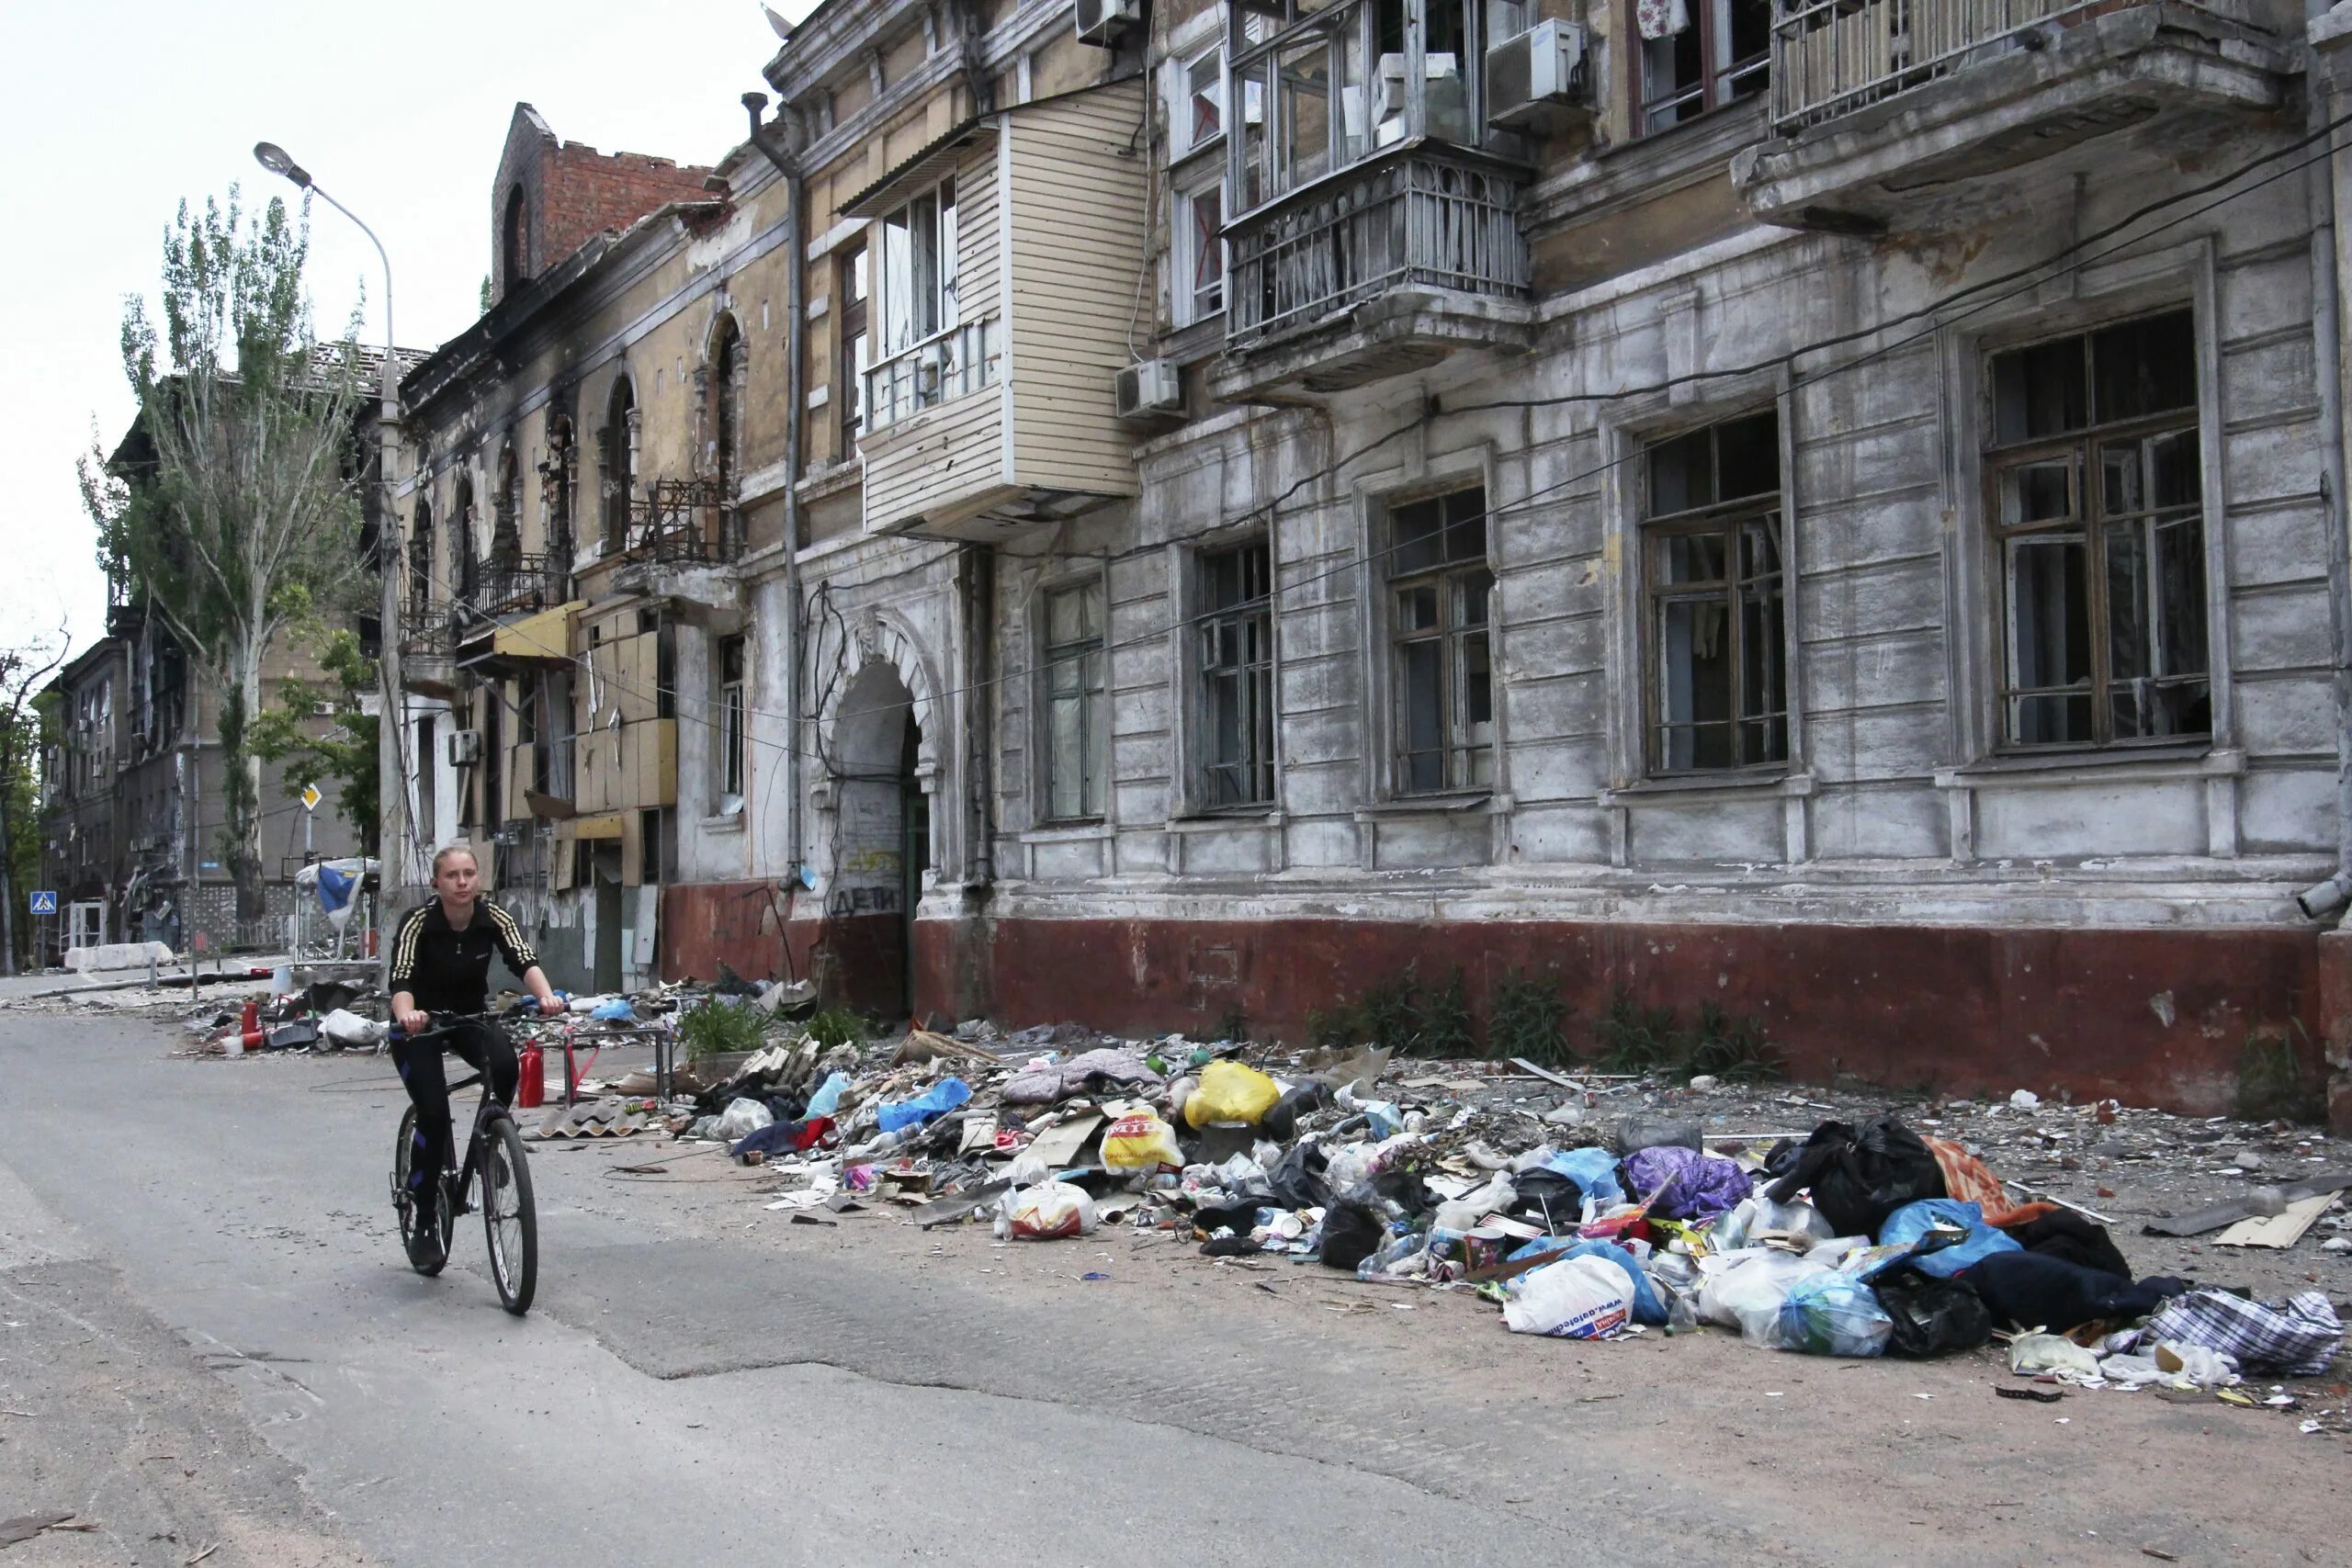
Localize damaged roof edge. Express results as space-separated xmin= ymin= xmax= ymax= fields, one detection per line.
xmin=399 ymin=198 xmax=731 ymax=413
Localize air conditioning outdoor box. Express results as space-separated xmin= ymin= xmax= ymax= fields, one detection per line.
xmin=1114 ymin=358 xmax=1183 ymax=420
xmin=1076 ymin=0 xmax=1142 ymax=47
xmin=447 ymin=728 xmax=482 ymax=767
xmin=1486 ymin=20 xmax=1587 ymax=128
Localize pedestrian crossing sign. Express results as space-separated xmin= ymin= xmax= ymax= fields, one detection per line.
xmin=28 ymin=890 xmax=57 ymax=915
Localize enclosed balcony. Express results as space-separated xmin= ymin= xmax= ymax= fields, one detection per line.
xmin=1211 ymin=0 xmax=1537 ymax=400
xmin=1734 ymin=0 xmax=2290 ymax=231
xmin=850 ymin=81 xmax=1149 ymax=540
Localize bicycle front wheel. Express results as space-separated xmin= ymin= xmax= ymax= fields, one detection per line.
xmin=480 ymin=1116 xmax=537 ymax=1314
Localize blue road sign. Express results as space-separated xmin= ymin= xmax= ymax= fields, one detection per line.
xmin=28 ymin=890 xmax=58 ymax=915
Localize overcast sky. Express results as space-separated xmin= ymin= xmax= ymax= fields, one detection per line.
xmin=0 ymin=0 xmax=808 ymax=661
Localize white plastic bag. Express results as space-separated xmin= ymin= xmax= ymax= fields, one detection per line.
xmin=319 ymin=1008 xmax=386 ymax=1048
xmin=715 ymin=1097 xmax=774 ymax=1143
xmin=1434 ymin=1172 xmax=1518 ymax=1232
xmin=996 ymin=1180 xmax=1098 ymax=1241
xmin=2009 ymin=1332 xmax=2100 ymax=1380
xmin=1696 ymin=1247 xmax=1825 ymax=1334
xmin=1502 ymin=1255 xmax=1636 ymax=1339
xmin=1710 ymin=1194 xmax=1836 ymax=1252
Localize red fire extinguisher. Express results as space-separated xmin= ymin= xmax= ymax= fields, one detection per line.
xmin=515 ymin=1044 xmax=545 ymax=1109
xmin=240 ymin=998 xmax=263 ymax=1051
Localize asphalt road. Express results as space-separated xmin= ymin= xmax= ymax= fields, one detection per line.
xmin=0 ymin=1008 xmax=2345 ymax=1568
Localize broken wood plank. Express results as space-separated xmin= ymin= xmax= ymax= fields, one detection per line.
xmin=2211 ymin=1191 xmax=2338 ymax=1249
xmin=2142 ymin=1170 xmax=2352 ymax=1236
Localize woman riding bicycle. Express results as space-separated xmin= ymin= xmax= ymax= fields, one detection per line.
xmin=389 ymin=843 xmax=565 ymax=1269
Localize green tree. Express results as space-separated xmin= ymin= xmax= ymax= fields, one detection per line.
xmin=0 ymin=636 xmax=70 ymax=976
xmin=250 ymin=624 xmax=379 ymax=856
xmin=81 ymin=189 xmax=367 ymax=924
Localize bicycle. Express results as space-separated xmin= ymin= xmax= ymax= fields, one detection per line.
xmin=388 ymin=1002 xmax=540 ymax=1314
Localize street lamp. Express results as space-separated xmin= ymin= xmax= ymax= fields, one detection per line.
xmin=253 ymin=139 xmax=417 ymax=907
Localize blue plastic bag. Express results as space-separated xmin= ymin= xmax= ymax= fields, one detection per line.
xmin=805 ymin=1070 xmax=852 ymax=1118
xmin=1876 ymin=1198 xmax=2021 ymax=1279
xmin=1508 ymin=1235 xmax=1668 ymax=1325
xmin=592 ymin=997 xmax=636 ymax=1023
xmin=1545 ymin=1147 xmax=1625 ymax=1209
xmin=1776 ymin=1272 xmax=1894 ymax=1357
xmin=876 ymin=1076 xmax=972 ymax=1133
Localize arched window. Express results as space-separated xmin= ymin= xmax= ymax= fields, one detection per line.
xmin=492 ymin=444 xmax=522 ymax=568
xmin=502 ymin=186 xmax=527 ymax=293
xmin=408 ymin=498 xmax=434 ymax=616
xmin=543 ymin=413 xmax=576 ymax=565
xmin=453 ymin=475 xmax=478 ymax=604
xmin=601 ymin=376 xmax=638 ymax=555
xmin=708 ymin=315 xmax=746 ymax=492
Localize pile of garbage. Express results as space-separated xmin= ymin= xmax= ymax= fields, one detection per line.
xmin=679 ymin=1021 xmax=2346 ymax=1396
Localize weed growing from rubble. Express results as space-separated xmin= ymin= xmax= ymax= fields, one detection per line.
xmin=679 ymin=996 xmax=765 ymax=1069
xmin=805 ymin=1007 xmax=866 ymax=1051
xmin=1678 ymin=1001 xmax=1787 ymax=1084
xmin=1215 ymin=1006 xmax=1250 ymax=1043
xmin=1488 ymin=968 xmax=1573 ymax=1067
xmin=2234 ymin=1021 xmax=2323 ymax=1123
xmin=1418 ymin=968 xmax=1477 ymax=1058
xmin=1594 ymin=990 xmax=1680 ymax=1073
xmin=1359 ymin=965 xmax=1426 ymax=1052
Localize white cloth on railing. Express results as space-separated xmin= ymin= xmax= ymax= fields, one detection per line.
xmin=1637 ymin=0 xmax=1690 ymax=39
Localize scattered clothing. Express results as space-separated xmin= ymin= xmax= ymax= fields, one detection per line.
xmin=1001 ymin=1049 xmax=1165 ymax=1106
xmin=1962 ymin=1249 xmax=2188 ymax=1334
xmin=2142 ymin=1289 xmax=2343 ymax=1378
xmin=1925 ymin=1136 xmax=2056 ymax=1228
xmin=1623 ymin=1145 xmax=1752 ymax=1221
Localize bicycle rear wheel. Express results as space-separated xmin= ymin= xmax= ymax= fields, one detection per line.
xmin=392 ymin=1108 xmax=451 ymax=1277
xmin=480 ymin=1116 xmax=537 ymax=1314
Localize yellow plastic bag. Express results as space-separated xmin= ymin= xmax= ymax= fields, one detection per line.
xmin=1101 ymin=1111 xmax=1182 ymax=1170
xmin=1182 ymin=1059 xmax=1282 ymax=1129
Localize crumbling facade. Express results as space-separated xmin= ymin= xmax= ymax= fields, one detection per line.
xmin=389 ymin=0 xmax=2352 ymax=1111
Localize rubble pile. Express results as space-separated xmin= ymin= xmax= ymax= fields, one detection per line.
xmin=668 ymin=1016 xmax=2349 ymax=1415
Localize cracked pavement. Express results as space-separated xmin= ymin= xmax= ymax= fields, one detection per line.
xmin=1 ymin=1009 xmax=2346 ymax=1566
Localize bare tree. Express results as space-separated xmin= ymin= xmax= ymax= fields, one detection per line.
xmin=0 ymin=630 xmax=70 ymax=976
xmin=81 ymin=189 xmax=367 ymax=927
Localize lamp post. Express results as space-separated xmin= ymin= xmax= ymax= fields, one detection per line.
xmin=253 ymin=141 xmax=417 ymax=924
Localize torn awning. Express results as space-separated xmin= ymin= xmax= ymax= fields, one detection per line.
xmin=840 ymin=118 xmax=997 ymax=218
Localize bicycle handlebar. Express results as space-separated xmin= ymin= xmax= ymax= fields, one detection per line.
xmin=391 ymin=993 xmax=570 ymax=1043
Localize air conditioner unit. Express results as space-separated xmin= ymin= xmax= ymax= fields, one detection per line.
xmin=1486 ymin=20 xmax=1588 ymax=128
xmin=1074 ymin=0 xmax=1141 ymax=47
xmin=447 ymin=728 xmax=482 ymax=767
xmin=1114 ymin=358 xmax=1182 ymax=420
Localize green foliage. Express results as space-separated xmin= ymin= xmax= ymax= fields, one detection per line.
xmin=1678 ymin=1000 xmax=1787 ymax=1084
xmin=1306 ymin=1005 xmax=1359 ymax=1052
xmin=1489 ymin=967 xmax=1573 ymax=1067
xmin=80 ymin=186 xmax=368 ymax=919
xmin=679 ymin=996 xmax=766 ymax=1065
xmin=1594 ymin=989 xmax=1681 ymax=1074
xmin=1359 ymin=964 xmax=1424 ymax=1052
xmin=1417 ymin=966 xmax=1476 ymax=1058
xmin=1214 ymin=1005 xmax=1249 ymax=1043
xmin=2235 ymin=1022 xmax=2323 ymax=1124
xmin=804 ymin=1007 xmax=865 ymax=1051
xmin=480 ymin=274 xmax=493 ymax=314
xmin=250 ymin=624 xmax=379 ymax=852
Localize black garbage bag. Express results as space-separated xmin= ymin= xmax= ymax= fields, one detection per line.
xmin=1962 ymin=1249 xmax=2189 ymax=1333
xmin=1319 ymin=1201 xmax=1385 ymax=1270
xmin=1267 ymin=1142 xmax=1335 ymax=1211
xmin=1507 ymin=1168 xmax=1586 ymax=1233
xmin=1765 ymin=1117 xmax=1945 ymax=1238
xmin=1997 ymin=1210 xmax=2132 ymax=1278
xmin=1260 ymin=1082 xmax=1334 ymax=1141
xmin=1873 ymin=1269 xmax=1993 ymax=1359
xmin=1369 ymin=1164 xmax=1434 ymax=1218
xmin=1193 ymin=1199 xmax=1263 ymax=1235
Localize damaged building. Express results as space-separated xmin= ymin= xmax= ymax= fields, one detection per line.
xmin=388 ymin=0 xmax=2352 ymax=1111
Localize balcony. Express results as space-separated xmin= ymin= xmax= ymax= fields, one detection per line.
xmin=397 ymin=601 xmax=457 ymax=698
xmin=849 ymin=81 xmax=1148 ymax=539
xmin=1734 ymin=0 xmax=2289 ymax=231
xmin=459 ymin=552 xmax=569 ymax=630
xmin=608 ymin=479 xmax=744 ymax=619
xmin=1215 ymin=144 xmax=1532 ymax=399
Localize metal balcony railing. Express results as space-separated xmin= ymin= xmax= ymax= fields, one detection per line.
xmin=400 ymin=601 xmax=453 ymax=657
xmin=863 ymin=317 xmax=1001 ymax=434
xmin=1770 ymin=0 xmax=2166 ymax=130
xmin=625 ymin=479 xmax=741 ymax=565
xmin=1226 ymin=145 xmax=1528 ymax=349
xmin=465 ymin=551 xmax=569 ymax=622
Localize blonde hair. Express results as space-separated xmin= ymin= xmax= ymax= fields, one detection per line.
xmin=431 ymin=842 xmax=481 ymax=877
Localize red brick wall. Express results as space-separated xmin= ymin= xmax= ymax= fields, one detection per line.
xmin=490 ymin=115 xmax=714 ymax=304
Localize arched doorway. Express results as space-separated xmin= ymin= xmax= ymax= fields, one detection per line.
xmin=825 ymin=660 xmax=928 ymax=1016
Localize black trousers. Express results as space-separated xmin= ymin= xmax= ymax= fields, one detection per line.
xmin=393 ymin=1019 xmax=518 ymax=1214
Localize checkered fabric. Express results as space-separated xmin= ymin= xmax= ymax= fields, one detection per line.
xmin=2143 ymin=1288 xmax=2342 ymax=1377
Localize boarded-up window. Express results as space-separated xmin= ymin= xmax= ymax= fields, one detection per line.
xmin=1043 ymin=581 xmax=1107 ymax=820
xmin=1198 ymin=542 xmax=1273 ymax=807
xmin=1643 ymin=410 xmax=1786 ymax=773
xmin=1388 ymin=487 xmax=1494 ymax=795
xmin=1987 ymin=310 xmax=2208 ymax=748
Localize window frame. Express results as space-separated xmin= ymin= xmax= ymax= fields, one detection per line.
xmin=1038 ymin=577 xmax=1110 ymax=824
xmin=1635 ymin=0 xmax=1772 ymax=138
xmin=839 ymin=240 xmax=869 ymax=456
xmin=1193 ymin=538 xmax=1277 ymax=810
xmin=1981 ymin=308 xmax=2212 ymax=753
xmin=1381 ymin=483 xmax=1497 ymax=797
xmin=716 ymin=633 xmax=748 ymax=810
xmin=1170 ymin=164 xmax=1228 ymax=328
xmin=1638 ymin=411 xmax=1791 ymax=777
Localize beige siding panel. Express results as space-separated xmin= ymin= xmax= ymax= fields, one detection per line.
xmin=956 ymin=149 xmax=1001 ymax=322
xmin=861 ymin=389 xmax=1010 ymax=530
xmin=1005 ymin=82 xmax=1148 ymax=499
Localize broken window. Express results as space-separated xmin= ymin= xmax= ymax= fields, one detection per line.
xmin=1643 ymin=410 xmax=1787 ymax=773
xmin=717 ymin=634 xmax=747 ymax=811
xmin=1640 ymin=0 xmax=1770 ymax=135
xmin=1043 ymin=580 xmax=1107 ymax=820
xmin=1388 ymin=486 xmax=1494 ymax=794
xmin=840 ymin=241 xmax=869 ymax=455
xmin=1198 ymin=542 xmax=1275 ymax=807
xmin=865 ymin=180 xmax=963 ymax=430
xmin=601 ymin=377 xmax=638 ymax=556
xmin=1987 ymin=309 xmax=2208 ymax=748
